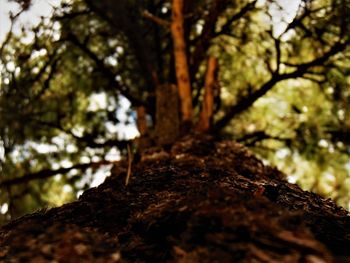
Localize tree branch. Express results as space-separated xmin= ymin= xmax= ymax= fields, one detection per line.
xmin=32 ymin=55 xmax=60 ymax=101
xmin=63 ymin=33 xmax=146 ymax=107
xmin=213 ymin=40 xmax=349 ymax=131
xmin=190 ymin=0 xmax=228 ymax=80
xmin=237 ymin=131 xmax=291 ymax=146
xmin=0 ymin=160 xmax=113 ymax=188
xmin=142 ymin=10 xmax=170 ymax=27
xmin=214 ymin=0 xmax=257 ymax=37
xmin=32 ymin=119 xmax=130 ymax=151
xmin=0 ymin=8 xmax=26 ymax=56
xmin=84 ymin=0 xmax=157 ymax=91
xmin=190 ymin=0 xmax=257 ymax=102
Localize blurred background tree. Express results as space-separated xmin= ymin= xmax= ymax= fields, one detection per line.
xmin=0 ymin=0 xmax=349 ymax=224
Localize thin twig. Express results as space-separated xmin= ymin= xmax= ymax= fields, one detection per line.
xmin=125 ymin=143 xmax=133 ymax=186
xmin=0 ymin=9 xmax=25 ymax=56
xmin=0 ymin=160 xmax=112 ymax=188
xmin=142 ymin=10 xmax=170 ymax=27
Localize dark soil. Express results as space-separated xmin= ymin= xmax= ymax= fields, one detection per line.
xmin=1 ymin=135 xmax=349 ymax=262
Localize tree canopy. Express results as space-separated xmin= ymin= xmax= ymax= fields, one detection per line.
xmin=0 ymin=0 xmax=350 ymax=223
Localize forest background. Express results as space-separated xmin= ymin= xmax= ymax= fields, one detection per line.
xmin=0 ymin=0 xmax=350 ymax=225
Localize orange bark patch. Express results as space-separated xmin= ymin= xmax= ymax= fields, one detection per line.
xmin=171 ymin=0 xmax=193 ymax=123
xmin=197 ymin=56 xmax=218 ymax=132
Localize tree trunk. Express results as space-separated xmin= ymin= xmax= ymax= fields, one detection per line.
xmin=136 ymin=106 xmax=148 ymax=136
xmin=0 ymin=135 xmax=349 ymax=262
xmin=171 ymin=0 xmax=193 ymax=124
xmin=197 ymin=57 xmax=218 ymax=132
xmin=155 ymin=84 xmax=180 ymax=146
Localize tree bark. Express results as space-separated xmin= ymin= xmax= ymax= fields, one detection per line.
xmin=197 ymin=57 xmax=218 ymax=132
xmin=171 ymin=0 xmax=193 ymax=123
xmin=1 ymin=135 xmax=349 ymax=262
xmin=136 ymin=106 xmax=148 ymax=136
xmin=155 ymin=84 xmax=180 ymax=146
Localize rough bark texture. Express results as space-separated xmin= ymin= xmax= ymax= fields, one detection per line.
xmin=171 ymin=0 xmax=193 ymax=123
xmin=0 ymin=135 xmax=349 ymax=262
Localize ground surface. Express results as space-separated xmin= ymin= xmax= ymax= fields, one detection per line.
xmin=0 ymin=135 xmax=349 ymax=262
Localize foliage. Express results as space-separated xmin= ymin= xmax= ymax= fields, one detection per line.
xmin=0 ymin=0 xmax=350 ymax=224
